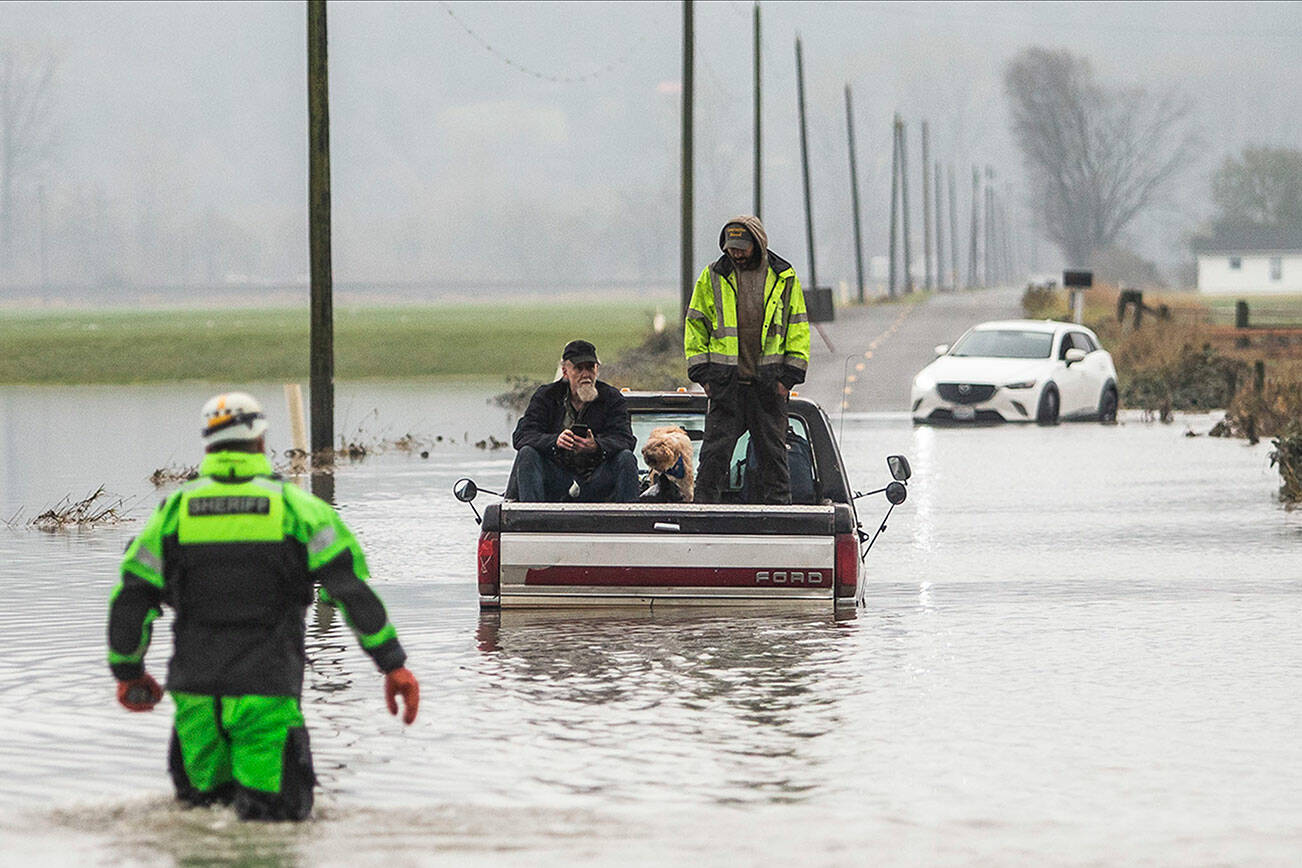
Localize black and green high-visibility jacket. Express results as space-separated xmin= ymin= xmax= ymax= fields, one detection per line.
xmin=107 ymin=451 xmax=407 ymax=696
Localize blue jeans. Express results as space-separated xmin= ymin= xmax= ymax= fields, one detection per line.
xmin=510 ymin=446 xmax=639 ymax=502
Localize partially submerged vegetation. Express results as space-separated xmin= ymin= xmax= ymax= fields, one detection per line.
xmin=1269 ymin=428 xmax=1302 ymax=502
xmin=149 ymin=464 xmax=199 ymax=486
xmin=17 ymin=487 xmax=131 ymax=531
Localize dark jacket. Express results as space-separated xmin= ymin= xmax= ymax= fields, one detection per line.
xmin=512 ymin=380 xmax=636 ymax=470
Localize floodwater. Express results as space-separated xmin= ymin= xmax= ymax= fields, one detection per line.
xmin=1 ymin=383 xmax=1299 ymax=866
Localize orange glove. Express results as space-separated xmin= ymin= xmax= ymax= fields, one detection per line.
xmin=117 ymin=673 xmax=163 ymax=712
xmin=384 ymin=667 xmax=419 ymax=724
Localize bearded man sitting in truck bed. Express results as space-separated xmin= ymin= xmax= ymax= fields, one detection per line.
xmin=506 ymin=339 xmax=640 ymax=502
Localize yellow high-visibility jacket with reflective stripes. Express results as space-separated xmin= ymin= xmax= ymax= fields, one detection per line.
xmin=684 ymin=252 xmax=810 ymax=387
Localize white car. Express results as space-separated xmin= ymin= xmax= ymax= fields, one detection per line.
xmin=911 ymin=320 xmax=1118 ymax=425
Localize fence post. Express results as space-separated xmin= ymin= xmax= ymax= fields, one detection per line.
xmin=1235 ymin=300 xmax=1249 ymax=329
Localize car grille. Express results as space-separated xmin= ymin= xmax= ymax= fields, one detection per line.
xmin=937 ymin=383 xmax=996 ymax=404
xmin=927 ymin=408 xmax=1006 ymax=424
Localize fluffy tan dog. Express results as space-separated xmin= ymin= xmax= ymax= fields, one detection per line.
xmin=640 ymin=426 xmax=695 ymax=502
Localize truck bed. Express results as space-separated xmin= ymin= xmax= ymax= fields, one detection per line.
xmin=472 ymin=393 xmax=865 ymax=611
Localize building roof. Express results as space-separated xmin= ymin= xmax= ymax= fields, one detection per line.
xmin=1193 ymin=225 xmax=1302 ymax=254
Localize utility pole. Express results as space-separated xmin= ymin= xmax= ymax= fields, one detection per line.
xmin=307 ymin=0 xmax=334 ymax=463
xmin=984 ymin=165 xmax=995 ymax=287
xmin=948 ymin=165 xmax=958 ymax=291
xmin=968 ymin=165 xmax=979 ymax=288
xmin=899 ymin=119 xmax=912 ymax=293
xmin=888 ymin=115 xmax=899 ymax=299
xmin=933 ymin=160 xmax=944 ymax=292
xmin=753 ymin=2 xmax=761 ymax=218
xmin=39 ymin=183 xmax=48 ymax=300
xmin=921 ymin=121 xmax=932 ymax=292
xmin=845 ymin=84 xmax=865 ymax=304
xmin=680 ymin=0 xmax=695 ymax=320
xmin=795 ymin=35 xmax=817 ymax=289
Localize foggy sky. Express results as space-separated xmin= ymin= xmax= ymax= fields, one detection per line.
xmin=3 ymin=0 xmax=1301 ymax=300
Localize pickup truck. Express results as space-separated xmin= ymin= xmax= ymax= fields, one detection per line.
xmin=455 ymin=390 xmax=909 ymax=611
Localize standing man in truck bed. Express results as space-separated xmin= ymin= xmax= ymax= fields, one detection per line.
xmin=685 ymin=215 xmax=810 ymax=504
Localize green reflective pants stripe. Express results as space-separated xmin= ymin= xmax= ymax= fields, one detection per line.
xmin=170 ymin=692 xmax=306 ymax=794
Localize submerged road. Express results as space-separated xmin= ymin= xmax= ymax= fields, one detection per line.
xmin=798 ymin=285 xmax=1024 ymax=413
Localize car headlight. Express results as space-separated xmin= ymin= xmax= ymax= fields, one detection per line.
xmin=1003 ymin=379 xmax=1037 ymax=389
xmin=913 ymin=372 xmax=936 ymax=392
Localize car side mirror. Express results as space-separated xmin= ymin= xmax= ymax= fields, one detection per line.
xmin=887 ymin=454 xmax=912 ymax=482
xmin=453 ymin=478 xmax=478 ymax=502
xmin=1064 ymin=347 xmax=1087 ymax=365
xmin=885 ymin=481 xmax=908 ymax=505
xmin=933 ymin=343 xmax=949 ymax=356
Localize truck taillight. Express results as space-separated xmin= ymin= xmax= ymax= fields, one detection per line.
xmin=834 ymin=532 xmax=859 ymax=597
xmin=477 ymin=531 xmax=500 ymax=597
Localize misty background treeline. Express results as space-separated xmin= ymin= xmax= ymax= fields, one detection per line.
xmin=2 ymin=1 xmax=1301 ymax=303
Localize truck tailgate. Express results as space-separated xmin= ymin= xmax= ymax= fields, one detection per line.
xmin=492 ymin=503 xmax=842 ymax=606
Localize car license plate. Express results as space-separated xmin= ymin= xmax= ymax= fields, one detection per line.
xmin=952 ymin=405 xmax=976 ymax=421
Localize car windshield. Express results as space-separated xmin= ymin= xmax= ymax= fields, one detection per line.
xmin=950 ymin=329 xmax=1054 ymax=359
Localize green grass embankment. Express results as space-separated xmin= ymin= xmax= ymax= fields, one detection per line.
xmin=0 ymin=302 xmax=660 ymax=384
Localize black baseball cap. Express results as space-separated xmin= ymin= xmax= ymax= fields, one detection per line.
xmin=722 ymin=222 xmax=755 ymax=251
xmin=562 ymin=339 xmax=599 ymax=365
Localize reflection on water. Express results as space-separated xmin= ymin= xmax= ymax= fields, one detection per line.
xmin=1 ymin=385 xmax=1301 ymax=864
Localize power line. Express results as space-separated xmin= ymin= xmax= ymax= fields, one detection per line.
xmin=438 ymin=1 xmax=648 ymax=84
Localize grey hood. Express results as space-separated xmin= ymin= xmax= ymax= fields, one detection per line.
xmin=718 ymin=214 xmax=768 ymax=254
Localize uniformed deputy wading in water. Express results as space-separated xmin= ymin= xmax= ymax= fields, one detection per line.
xmin=107 ymin=392 xmax=419 ymax=821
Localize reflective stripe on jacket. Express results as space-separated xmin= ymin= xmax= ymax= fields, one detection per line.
xmin=108 ymin=450 xmax=406 ymax=696
xmin=684 ymin=252 xmax=810 ymax=387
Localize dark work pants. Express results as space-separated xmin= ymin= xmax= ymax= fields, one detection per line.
xmin=509 ymin=446 xmax=639 ymax=502
xmin=694 ymin=379 xmax=790 ymax=504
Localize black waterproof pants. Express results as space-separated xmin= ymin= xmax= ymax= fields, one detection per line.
xmin=694 ymin=378 xmax=790 ymax=504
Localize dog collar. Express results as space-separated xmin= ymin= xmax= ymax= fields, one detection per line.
xmin=666 ymin=454 xmax=686 ymax=479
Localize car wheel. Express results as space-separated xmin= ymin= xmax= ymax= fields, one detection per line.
xmin=1036 ymin=384 xmax=1060 ymax=425
xmin=1098 ymin=386 xmax=1118 ymax=423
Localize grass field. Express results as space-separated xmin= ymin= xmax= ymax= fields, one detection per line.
xmin=0 ymin=302 xmax=663 ymax=384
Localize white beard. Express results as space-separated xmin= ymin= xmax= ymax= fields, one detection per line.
xmin=576 ymin=381 xmax=598 ymax=403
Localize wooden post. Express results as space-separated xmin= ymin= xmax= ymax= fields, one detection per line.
xmin=753 ymin=1 xmax=761 ymax=218
xmin=680 ymin=0 xmax=695 ymax=321
xmin=307 ymin=0 xmax=334 ymax=463
xmin=1236 ymin=300 xmax=1249 ymax=329
xmin=921 ymin=120 xmax=932 ymax=292
xmin=899 ymin=120 xmax=912 ymax=293
xmin=845 ymin=84 xmax=865 ymax=304
xmin=795 ymin=36 xmax=817 ymax=289
xmin=888 ymin=115 xmax=899 ymax=299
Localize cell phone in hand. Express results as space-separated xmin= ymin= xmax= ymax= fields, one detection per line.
xmin=570 ymin=424 xmax=591 ymax=438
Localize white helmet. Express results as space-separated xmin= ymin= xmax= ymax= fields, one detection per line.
xmin=200 ymin=391 xmax=268 ymax=445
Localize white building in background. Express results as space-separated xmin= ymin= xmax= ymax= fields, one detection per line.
xmin=1195 ymin=229 xmax=1302 ymax=295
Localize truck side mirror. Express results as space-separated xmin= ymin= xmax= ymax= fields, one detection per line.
xmin=453 ymin=478 xmax=478 ymax=502
xmin=886 ymin=455 xmax=912 ymax=482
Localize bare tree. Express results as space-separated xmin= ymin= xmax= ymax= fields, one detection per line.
xmin=1004 ymin=48 xmax=1196 ymax=265
xmin=0 ymin=44 xmax=57 ymax=274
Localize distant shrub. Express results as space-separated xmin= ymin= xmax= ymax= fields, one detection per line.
xmin=1021 ymin=284 xmax=1062 ymax=318
xmin=1269 ymin=425 xmax=1302 ymax=502
xmin=1121 ymin=342 xmax=1248 ymax=418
